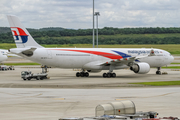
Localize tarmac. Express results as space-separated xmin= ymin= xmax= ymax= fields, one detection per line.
xmin=0 ymin=57 xmax=180 ymax=120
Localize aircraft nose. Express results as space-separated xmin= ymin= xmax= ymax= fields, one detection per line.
xmin=170 ymin=55 xmax=174 ymax=63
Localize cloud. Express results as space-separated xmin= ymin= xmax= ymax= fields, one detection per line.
xmin=1 ymin=0 xmax=180 ymax=29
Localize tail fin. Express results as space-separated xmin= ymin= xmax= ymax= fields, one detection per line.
xmin=7 ymin=15 xmax=43 ymax=48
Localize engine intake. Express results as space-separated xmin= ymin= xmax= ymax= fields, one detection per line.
xmin=130 ymin=63 xmax=150 ymax=74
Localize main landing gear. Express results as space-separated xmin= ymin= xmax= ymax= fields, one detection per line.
xmin=103 ymin=72 xmax=116 ymax=78
xmin=103 ymin=65 xmax=116 ymax=78
xmin=76 ymin=71 xmax=89 ymax=77
xmin=156 ymin=67 xmax=161 ymax=75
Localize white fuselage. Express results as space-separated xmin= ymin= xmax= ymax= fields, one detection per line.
xmin=13 ymin=48 xmax=174 ymax=70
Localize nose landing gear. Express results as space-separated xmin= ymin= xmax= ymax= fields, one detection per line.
xmin=156 ymin=67 xmax=161 ymax=75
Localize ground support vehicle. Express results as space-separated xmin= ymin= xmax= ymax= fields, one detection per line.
xmin=59 ymin=101 xmax=179 ymax=120
xmin=0 ymin=65 xmax=15 ymax=71
xmin=0 ymin=65 xmax=8 ymax=71
xmin=21 ymin=71 xmax=48 ymax=81
xmin=8 ymin=66 xmax=15 ymax=70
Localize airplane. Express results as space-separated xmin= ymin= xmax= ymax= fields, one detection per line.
xmin=0 ymin=49 xmax=8 ymax=63
xmin=7 ymin=15 xmax=174 ymax=78
xmin=0 ymin=49 xmax=20 ymax=63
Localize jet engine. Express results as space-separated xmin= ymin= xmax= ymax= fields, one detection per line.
xmin=87 ymin=70 xmax=102 ymax=73
xmin=130 ymin=62 xmax=150 ymax=74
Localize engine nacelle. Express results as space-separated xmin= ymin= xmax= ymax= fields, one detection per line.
xmin=130 ymin=63 xmax=150 ymax=74
xmin=87 ymin=70 xmax=102 ymax=73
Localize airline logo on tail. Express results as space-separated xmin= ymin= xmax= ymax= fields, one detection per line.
xmin=11 ymin=27 xmax=28 ymax=43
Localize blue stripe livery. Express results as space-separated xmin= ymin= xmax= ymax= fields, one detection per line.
xmin=112 ymin=50 xmax=140 ymax=62
xmin=112 ymin=50 xmax=131 ymax=58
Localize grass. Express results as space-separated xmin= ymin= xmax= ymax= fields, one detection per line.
xmin=162 ymin=66 xmax=180 ymax=69
xmin=1 ymin=43 xmax=180 ymax=54
xmin=171 ymin=63 xmax=180 ymax=64
xmin=0 ymin=43 xmax=16 ymax=49
xmin=3 ymin=63 xmax=40 ymax=66
xmin=131 ymin=81 xmax=180 ymax=86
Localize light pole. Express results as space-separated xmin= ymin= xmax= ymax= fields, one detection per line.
xmin=95 ymin=12 xmax=100 ymax=48
xmin=93 ymin=0 xmax=95 ymax=48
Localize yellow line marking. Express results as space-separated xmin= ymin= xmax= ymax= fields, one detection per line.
xmin=171 ymin=69 xmax=180 ymax=71
xmin=53 ymin=98 xmax=65 ymax=100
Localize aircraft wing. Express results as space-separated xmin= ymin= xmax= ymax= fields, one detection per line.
xmin=99 ymin=49 xmax=156 ymax=66
xmin=99 ymin=57 xmax=136 ymax=66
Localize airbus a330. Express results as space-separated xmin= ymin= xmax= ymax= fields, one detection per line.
xmin=7 ymin=15 xmax=174 ymax=77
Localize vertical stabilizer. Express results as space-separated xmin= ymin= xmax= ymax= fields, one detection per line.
xmin=7 ymin=15 xmax=43 ymax=48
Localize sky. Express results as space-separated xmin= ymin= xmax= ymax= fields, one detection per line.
xmin=1 ymin=0 xmax=180 ymax=29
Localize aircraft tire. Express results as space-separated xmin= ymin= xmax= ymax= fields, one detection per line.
xmin=103 ymin=73 xmax=107 ymax=78
xmin=85 ymin=72 xmax=89 ymax=77
xmin=80 ymin=72 xmax=84 ymax=77
xmin=107 ymin=73 xmax=111 ymax=78
xmin=156 ymin=71 xmax=161 ymax=75
xmin=112 ymin=73 xmax=116 ymax=78
xmin=76 ymin=72 xmax=80 ymax=77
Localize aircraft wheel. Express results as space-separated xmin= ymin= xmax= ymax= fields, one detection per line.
xmin=156 ymin=71 xmax=161 ymax=75
xmin=28 ymin=78 xmax=31 ymax=80
xmin=80 ymin=72 xmax=84 ymax=77
xmin=23 ymin=79 xmax=26 ymax=81
xmin=85 ymin=72 xmax=89 ymax=77
xmin=112 ymin=73 xmax=116 ymax=78
xmin=107 ymin=73 xmax=111 ymax=78
xmin=103 ymin=73 xmax=107 ymax=78
xmin=76 ymin=72 xmax=80 ymax=77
